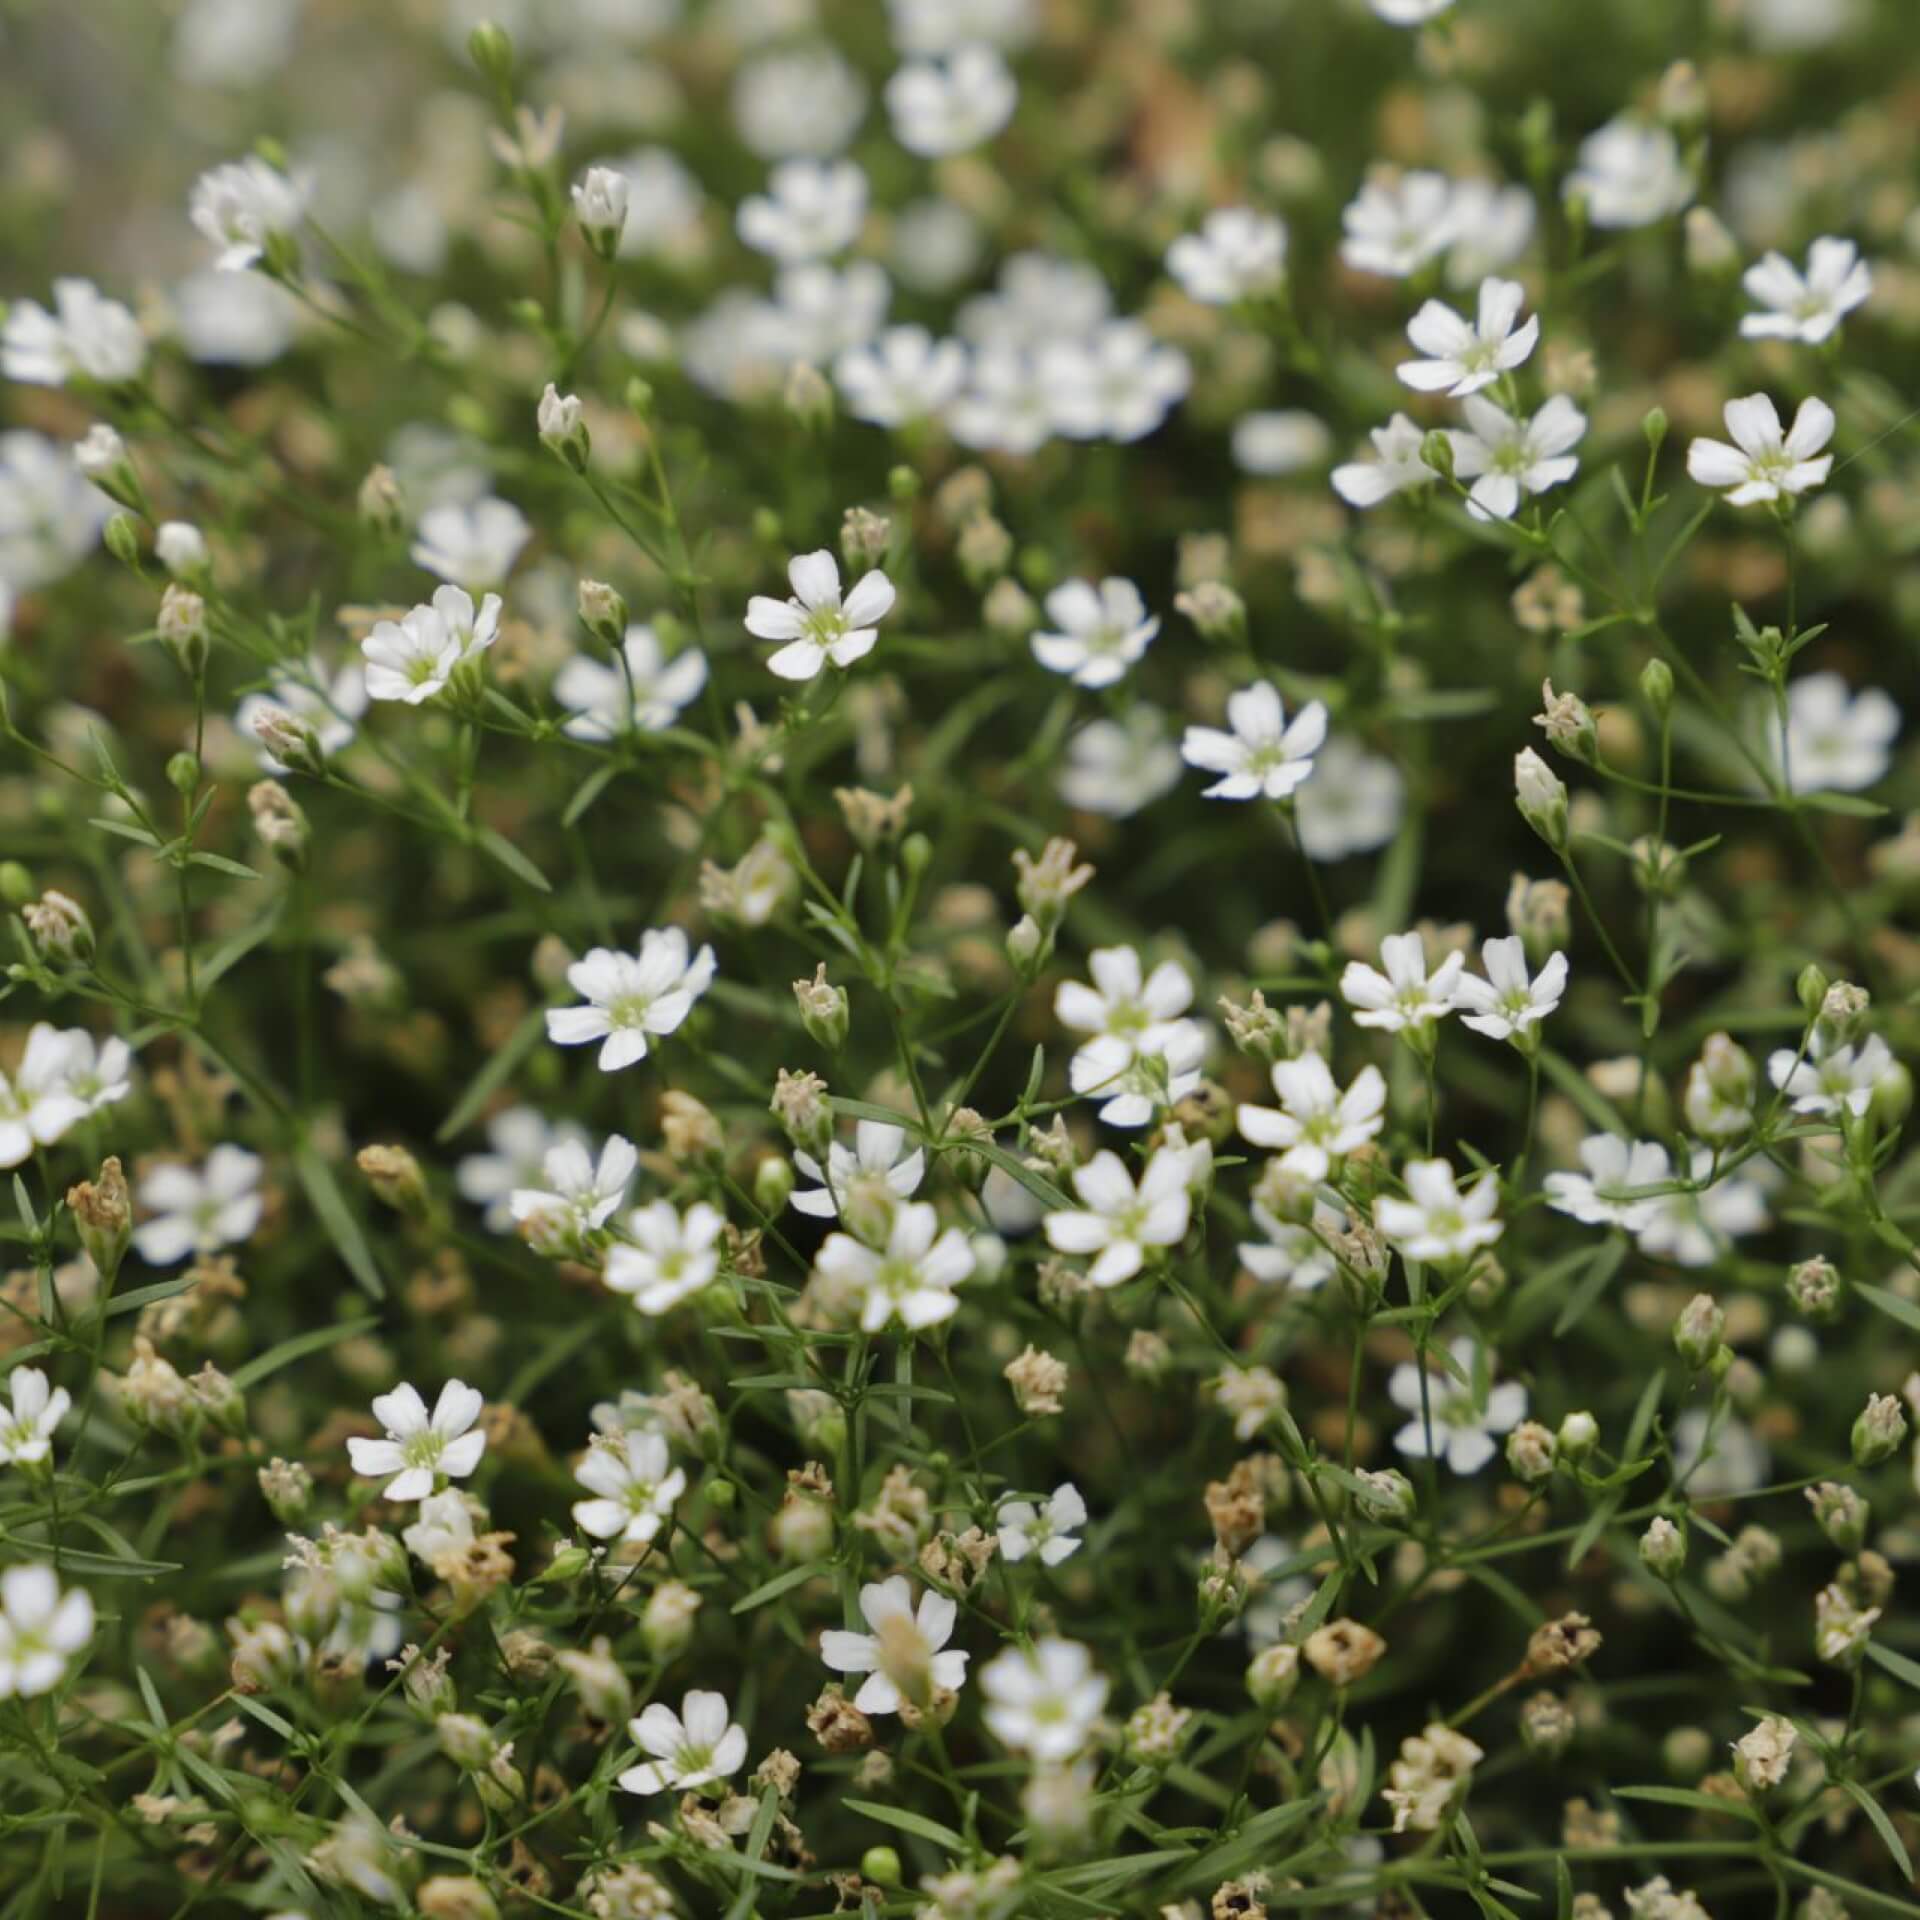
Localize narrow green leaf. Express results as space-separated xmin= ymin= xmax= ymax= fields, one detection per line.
xmin=230 ymin=1316 xmax=379 ymax=1391
xmin=474 ymin=825 xmax=553 ymax=892
xmin=1842 ymin=1778 xmax=1913 ymax=1881
xmin=731 ymin=1561 xmax=830 ymax=1616
xmin=1856 ymin=1281 xmax=1920 ymax=1337
xmin=435 ymin=1007 xmax=546 ymax=1143
xmin=841 ymin=1800 xmax=966 ymax=1852
xmin=292 ymin=1142 xmax=386 ymax=1299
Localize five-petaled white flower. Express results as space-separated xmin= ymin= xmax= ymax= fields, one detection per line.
xmin=509 ymin=1134 xmax=638 ymax=1254
xmin=1742 ymin=237 xmax=1872 ymax=344
xmin=1332 ymin=413 xmax=1441 ymax=508
xmin=555 ymin=626 xmax=709 ymax=741
xmin=346 ymin=1381 xmax=487 ymax=1502
xmin=0 ymin=1025 xmax=124 ymax=1170
xmin=0 ymin=1563 xmax=93 ymax=1699
xmin=1451 ymin=936 xmax=1568 ymax=1044
xmin=604 ymin=1201 xmax=726 ymax=1315
xmin=792 ymin=1120 xmax=926 ymax=1220
xmin=546 ymin=930 xmax=717 ymax=1072
xmin=457 ymin=1108 xmax=589 ymax=1233
xmin=1054 ymin=946 xmax=1204 ymax=1127
xmin=1398 ymin=277 xmax=1539 ymax=397
xmin=1772 ymin=672 xmax=1899 ymax=794
xmin=1043 ymin=1143 xmax=1198 ymax=1287
xmin=1181 ymin=682 xmax=1327 ymax=801
xmin=190 ymin=158 xmax=311 ymax=270
xmin=1237 ymin=1053 xmax=1386 ymax=1184
xmin=410 ymin=497 xmax=530 ymax=590
xmin=1543 ymin=1135 xmax=1672 ymax=1231
xmin=362 ymin=586 xmax=501 ymax=705
xmin=1030 ymin=577 xmax=1161 ymax=689
xmin=1341 ymin=932 xmax=1465 ymax=1035
xmin=572 ymin=1429 xmax=687 ymax=1546
xmin=1564 ymin=118 xmax=1693 ymax=230
xmin=133 ymin=1146 xmax=264 ymax=1267
xmin=1388 ymin=1337 xmax=1527 ymax=1475
xmin=1341 ymin=170 xmax=1456 ymax=279
xmin=1634 ymin=1151 xmax=1772 ymax=1269
xmin=1 ymin=279 xmax=147 ymax=388
xmin=1166 ymin=209 xmax=1288 ymax=305
xmin=0 ymin=1368 xmax=69 ymax=1469
xmin=618 ymin=1690 xmax=748 ymax=1795
xmin=1686 ymin=395 xmax=1834 ymax=506
xmin=737 ymin=159 xmax=869 ymax=262
xmin=997 ymin=1482 xmax=1087 ymax=1566
xmin=835 ymin=326 xmax=970 ymax=426
xmin=1448 ymin=394 xmax=1586 ymax=521
xmin=980 ymin=1637 xmax=1108 ymax=1760
xmin=1040 ymin=320 xmax=1190 ymax=443
xmin=821 ymin=1576 xmax=970 ymax=1713
xmin=885 ymin=45 xmax=1018 ymax=156
xmin=816 ymin=1200 xmax=975 ymax=1331
xmin=1767 ymin=1030 xmax=1896 ymax=1119
xmin=1375 ymin=1159 xmax=1503 ymax=1263
xmin=746 ymin=550 xmax=897 ymax=682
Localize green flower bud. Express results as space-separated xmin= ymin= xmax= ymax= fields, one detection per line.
xmin=1851 ymin=1392 xmax=1906 ymax=1468
xmin=861 ymin=1847 xmax=902 ymax=1888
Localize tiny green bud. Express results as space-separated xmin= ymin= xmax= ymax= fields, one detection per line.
xmin=1851 ymin=1391 xmax=1906 ymax=1468
xmin=625 ymin=377 xmax=654 ymax=418
xmin=753 ymin=1153 xmax=796 ymax=1215
xmin=104 ymin=513 xmax=142 ymax=570
xmin=1557 ymin=1409 xmax=1599 ymax=1461
xmin=0 ymin=863 xmax=35 ymax=908
xmin=1514 ymin=747 xmax=1569 ymax=852
xmin=887 ymin=464 xmax=919 ymax=503
xmin=1639 ymin=656 xmax=1673 ymax=715
xmin=792 ymin=965 xmax=850 ymax=1053
xmin=1641 ymin=405 xmax=1669 ymax=454
xmin=1245 ymin=1642 xmax=1299 ymax=1710
xmin=166 ymin=751 xmax=201 ymax=796
xmin=467 ymin=19 xmax=515 ymax=85
xmin=901 ymin=831 xmax=932 ymax=877
xmin=1672 ymin=1292 xmax=1724 ymax=1370
xmin=861 ymin=1847 xmax=903 ymax=1888
xmin=1420 ymin=428 xmax=1456 ymax=484
xmin=1807 ymin=1481 xmax=1869 ymax=1555
xmin=1639 ymin=1513 xmax=1686 ymax=1580
xmin=1796 ymin=964 xmax=1829 ymax=1018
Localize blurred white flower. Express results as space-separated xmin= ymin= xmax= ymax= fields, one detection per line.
xmin=1031 ymin=577 xmax=1160 ymax=689
xmin=190 ymin=158 xmax=312 ymax=271
xmin=1331 ymin=413 xmax=1439 ymax=508
xmin=456 ymin=1108 xmax=589 ymax=1232
xmin=134 ymin=1147 xmax=265 ymax=1267
xmin=981 ymin=1638 xmax=1107 ymax=1759
xmin=1041 ymin=320 xmax=1190 ymax=443
xmin=1565 ymin=118 xmax=1693 ymax=229
xmin=738 ymin=159 xmax=868 ymax=262
xmin=1742 ymin=237 xmax=1871 ymax=343
xmin=604 ymin=1201 xmax=726 ymax=1314
xmin=0 ymin=1564 xmax=93 ymax=1699
xmin=410 ymin=497 xmax=530 ymax=588
xmin=1059 ymin=706 xmax=1182 ymax=817
xmin=1341 ymin=170 xmax=1455 ymax=278
xmin=1166 ymin=209 xmax=1288 ymax=304
xmin=1771 ymin=672 xmax=1899 ymax=793
xmin=733 ymin=46 xmax=869 ymax=160
xmin=1 ymin=279 xmax=146 ymax=388
xmin=555 ymin=626 xmax=708 ymax=741
xmin=997 ymin=1483 xmax=1086 ymax=1565
xmin=1388 ymin=1338 xmax=1524 ymax=1474
xmin=886 ymin=45 xmax=1018 ymax=156
xmin=1231 ymin=410 xmax=1331 ymax=475
xmin=1296 ymin=738 xmax=1404 ymax=860
xmin=834 ymin=324 xmax=967 ymax=426
xmin=1398 ymin=277 xmax=1538 ymax=397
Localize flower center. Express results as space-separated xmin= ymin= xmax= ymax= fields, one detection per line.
xmin=401 ymin=1430 xmax=446 ymax=1472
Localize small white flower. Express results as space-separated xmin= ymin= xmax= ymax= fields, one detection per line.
xmin=945 ymin=345 xmax=1057 ymax=455
xmin=362 ymin=586 xmax=501 ymax=705
xmin=834 ymin=324 xmax=967 ymax=427
xmin=821 ymin=1576 xmax=969 ymax=1713
xmin=732 ymin=46 xmax=870 ymax=163
xmin=887 ymin=0 xmax=1038 ymax=54
xmin=1767 ymin=1030 xmax=1896 ymax=1119
xmin=0 ymin=1025 xmax=122 ymax=1168
xmin=1296 ymin=737 xmax=1405 ymax=861
xmin=980 ymin=1637 xmax=1108 ymax=1760
xmin=1449 ymin=393 xmax=1587 ymax=522
xmin=1331 ymin=413 xmax=1440 ymax=509
xmin=1 ymin=279 xmax=147 ymax=388
xmin=1043 ymin=1143 xmax=1197 ymax=1287
xmin=1742 ymin=237 xmax=1872 ymax=344
xmin=1341 ymin=170 xmax=1456 ymax=279
xmin=346 ymin=1381 xmax=487 ymax=1503
xmin=1687 ymin=394 xmax=1834 ymax=506
xmin=457 ymin=1109 xmax=589 ymax=1233
xmin=1181 ymin=682 xmax=1327 ymax=801
xmin=604 ymin=1201 xmax=726 ymax=1314
xmin=190 ymin=158 xmax=311 ymax=270
xmin=1340 ymin=932 xmax=1465 ymax=1035
xmin=573 ymin=1429 xmax=687 ymax=1546
xmin=1059 ymin=706 xmax=1183 ymax=818
xmin=1370 ymin=0 xmax=1454 ymax=19
xmin=618 ymin=1690 xmax=748 ymax=1795
xmin=1068 ymin=1026 xmax=1205 ymax=1129
xmin=815 ymin=1201 xmax=975 ymax=1331
xmin=738 ymin=159 xmax=868 ymax=262
xmin=1375 ymin=1159 xmax=1502 ymax=1263
xmin=509 ymin=1134 xmax=639 ymax=1253
xmin=1237 ymin=1053 xmax=1385 ymax=1184
xmin=1772 ymin=672 xmax=1900 ymax=794
xmin=792 ymin=1121 xmax=925 ymax=1220
xmin=1634 ymin=1151 xmax=1772 ymax=1268
xmin=746 ymin=549 xmax=897 ymax=681
xmin=155 ymin=521 xmax=209 ymax=578
xmin=571 ymin=166 xmax=632 ymax=250
xmin=0 ymin=1368 xmax=69 ymax=1469
xmin=1451 ymin=937 xmax=1567 ymax=1043
xmin=133 ymin=1146 xmax=264 ymax=1267
xmin=1564 ymin=118 xmax=1693 ymax=230
xmin=0 ymin=1564 xmax=93 ymax=1698
xmin=1040 ymin=320 xmax=1190 ymax=443
xmin=554 ymin=625 xmax=709 ymax=741
xmin=1543 ymin=1135 xmax=1672 ymax=1231
xmin=1388 ymin=1337 xmax=1526 ymax=1475
xmin=236 ymin=654 xmax=367 ymax=774
xmin=402 ymin=1488 xmax=475 ymax=1568
xmin=1165 ymin=208 xmax=1288 ymax=305
xmin=409 ymin=496 xmax=530 ymax=589
xmin=885 ymin=44 xmax=1017 ymax=157
xmin=546 ymin=930 xmax=717 ymax=1073
xmin=1398 ymin=277 xmax=1539 ymax=398
xmin=997 ymin=1483 xmax=1087 ymax=1566
xmin=1030 ymin=577 xmax=1160 ymax=689
xmin=1444 ymin=179 xmax=1536 ymax=288
xmin=1054 ymin=946 xmax=1203 ymax=1126
xmin=1231 ymin=410 xmax=1331 ymax=476
xmin=1238 ymin=1200 xmax=1345 ymax=1294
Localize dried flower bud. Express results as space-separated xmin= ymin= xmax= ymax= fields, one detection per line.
xmin=1535 ymin=681 xmax=1597 ymax=763
xmin=23 ymin=889 xmax=93 ymax=963
xmin=792 ymin=964 xmax=850 ymax=1053
xmin=1302 ymin=1617 xmax=1386 ymax=1688
xmin=1807 ymin=1480 xmax=1869 ymax=1555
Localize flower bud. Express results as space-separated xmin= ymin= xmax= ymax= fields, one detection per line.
xmin=537 ymin=384 xmax=590 ymax=471
xmin=1684 ymin=206 xmax=1739 ymax=275
xmin=770 ymin=1067 xmax=832 ymax=1160
xmin=1353 ymin=1467 xmax=1416 ymax=1523
xmin=1006 ymin=912 xmax=1044 ymax=974
xmin=1641 ymin=406 xmax=1669 ymax=455
xmin=1245 ymin=1642 xmax=1300 ymax=1709
xmin=155 ymin=521 xmax=210 ymax=582
xmin=1506 ymin=1420 xmax=1557 ymax=1483
xmin=641 ymin=1580 xmax=701 ymax=1662
xmin=358 ymin=464 xmax=404 ymax=536
xmin=157 ymin=584 xmax=209 ymax=676
xmin=357 ymin=1144 xmax=431 ymax=1222
xmin=1851 ymin=1392 xmax=1906 ymax=1467
xmin=1420 ymin=428 xmax=1456 ymax=483
xmin=1807 ymin=1481 xmax=1868 ymax=1555
xmin=1519 ymin=1691 xmax=1575 ymax=1758
xmin=167 ymin=751 xmax=201 ymax=797
xmin=467 ymin=19 xmax=515 ymax=86
xmin=1673 ymin=1293 xmax=1725 ymax=1371
xmin=784 ymin=359 xmax=834 ymax=431
xmin=259 ymin=1457 xmax=315 ymax=1527
xmin=104 ymin=512 xmax=142 ymax=570
xmin=66 ymin=1156 xmax=130 ymax=1283
xmin=792 ymin=964 xmax=850 ymax=1052
xmin=418 ymin=1877 xmax=500 ymax=1920
xmin=571 ymin=166 xmax=630 ymax=259
xmin=578 ymin=578 xmax=628 ymax=646
xmin=1796 ymin=963 xmax=1829 ymax=1019
xmin=1513 ymin=748 xmax=1569 ymax=852
xmin=1639 ymin=656 xmax=1674 ymax=716
xmin=1786 ymin=1255 xmax=1842 ymax=1322
xmin=252 ymin=704 xmax=326 ymax=777
xmin=1535 ymin=681 xmax=1597 ymax=763
xmin=1638 ymin=1514 xmax=1686 ymax=1580
xmin=1732 ymin=1716 xmax=1796 ymax=1796
xmin=1556 ymin=1410 xmax=1598 ymax=1461
xmin=753 ymin=1153 xmax=796 ymax=1216
xmin=23 ymin=889 xmax=93 ymax=964
xmin=861 ymin=1848 xmax=903 ymax=1888
xmin=248 ymin=780 xmax=311 ymax=872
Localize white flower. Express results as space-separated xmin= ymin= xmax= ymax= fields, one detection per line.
xmin=1452 ymin=937 xmax=1567 ymax=1043
xmin=1068 ymin=1026 xmax=1204 ymax=1128
xmin=793 ymin=1121 xmax=925 ymax=1220
xmin=0 ymin=431 xmax=111 ymax=590
xmin=746 ymin=549 xmax=897 ymax=681
xmin=346 ymin=1381 xmax=487 ymax=1502
xmin=402 ymin=1489 xmax=475 ymax=1567
xmin=1238 ymin=1200 xmax=1344 ymax=1294
xmin=731 ymin=46 xmax=870 ymax=162
xmin=1768 ymin=1029 xmax=1896 ymax=1119
xmin=1375 ymin=1159 xmax=1503 ymax=1263
xmin=0 ymin=1564 xmax=93 ymax=1698
xmin=1635 ymin=1151 xmax=1772 ymax=1268
xmin=945 ymin=345 xmax=1057 ymax=455
xmin=1341 ymin=170 xmax=1456 ymax=279
xmin=1059 ymin=706 xmax=1182 ymax=818
xmin=1054 ymin=946 xmax=1203 ymax=1126
xmin=619 ymin=1691 xmax=748 ymax=1795
xmin=1040 ymin=320 xmax=1190 ymax=443
xmin=608 ymin=151 xmax=703 ymax=264
xmin=822 ymin=1576 xmax=969 ymax=1713
xmin=1181 ymin=682 xmax=1327 ymax=801
xmin=1772 ymin=672 xmax=1899 ymax=794
xmin=1166 ymin=209 xmax=1288 ymax=304
xmin=0 ymin=1025 xmax=122 ymax=1168
xmin=133 ymin=1146 xmax=264 ymax=1266
xmin=738 ymin=159 xmax=868 ymax=262
xmin=1388 ymin=1337 xmax=1526 ymax=1474
xmin=1686 ymin=394 xmax=1834 ymax=506
xmin=1449 ymin=393 xmax=1587 ymax=521
xmin=980 ymin=1637 xmax=1108 ymax=1760
xmin=997 ymin=1483 xmax=1087 ymax=1566
xmin=409 ymin=497 xmax=530 ymax=589
xmin=554 ymin=626 xmax=709 ymax=741
xmin=1341 ymin=931 xmax=1465 ymax=1035
xmin=1296 ymin=738 xmax=1404 ymax=861
xmin=190 ymin=158 xmax=310 ymax=270
xmin=1043 ymin=1143 xmax=1196 ymax=1286
xmin=0 ymin=1368 xmax=68 ymax=1469
xmin=1398 ymin=277 xmax=1539 ymax=398
xmin=509 ymin=1134 xmax=639 ymax=1252
xmin=1370 ymin=0 xmax=1454 ymax=20
xmin=1672 ymin=1409 xmax=1768 ymax=1499
xmin=1331 ymin=413 xmax=1440 ymax=509
xmin=237 ymin=653 xmax=368 ymax=773
xmin=571 ymin=166 xmax=632 ymax=249
xmin=457 ymin=1109 xmax=589 ymax=1232
xmin=1544 ymin=1135 xmax=1672 ymax=1231
xmin=1 ymin=279 xmax=147 ymax=388
xmin=1444 ymin=179 xmax=1536 ymax=288
xmin=1742 ymin=237 xmax=1871 ymax=344
xmin=362 ymin=586 xmax=501 ymax=705
xmin=1238 ymin=1053 xmax=1385 ymax=1184
xmin=885 ymin=44 xmax=1017 ymax=156
xmin=155 ymin=521 xmax=209 ymax=578
xmin=1231 ymin=410 xmax=1331 ymax=476
xmin=960 ymin=251 xmax=1112 ymax=351
xmin=887 ymin=0 xmax=1037 ymax=54
xmin=573 ymin=1429 xmax=687 ymax=1546
xmin=834 ymin=325 xmax=967 ymax=427
xmin=815 ymin=1201 xmax=975 ymax=1331
xmin=604 ymin=1201 xmax=726 ymax=1314
xmin=546 ymin=930 xmax=717 ymax=1072
xmin=1565 ymin=118 xmax=1693 ymax=229
xmin=1030 ymin=577 xmax=1160 ymax=689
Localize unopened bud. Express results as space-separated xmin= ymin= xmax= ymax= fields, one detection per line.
xmin=785 ymin=360 xmax=834 ymax=431
xmin=791 ymin=967 xmax=847 ymax=1057
xmin=1673 ymin=1292 xmax=1724 ymax=1370
xmin=1557 ymin=1410 xmax=1599 ymax=1461
xmin=1787 ymin=1255 xmax=1842 ymax=1322
xmin=1639 ymin=1514 xmax=1686 ymax=1580
xmin=1513 ymin=747 xmax=1569 ymax=851
xmin=1808 ymin=1481 xmax=1868 ymax=1555
xmin=358 ymin=464 xmax=404 ymax=536
xmin=570 ymin=166 xmax=630 ymax=259
xmin=537 ymin=384 xmax=589 ymax=471
xmin=357 ymin=1144 xmax=430 ymax=1222
xmin=23 ymin=889 xmax=93 ymax=964
xmin=157 ymin=584 xmax=209 ymax=675
xmin=248 ymin=780 xmax=311 ymax=871
xmin=1639 ymin=656 xmax=1673 ymax=716
xmin=1851 ymin=1392 xmax=1906 ymax=1468
xmin=66 ymin=1156 xmax=130 ymax=1282
xmin=1245 ymin=1642 xmax=1300 ymax=1709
